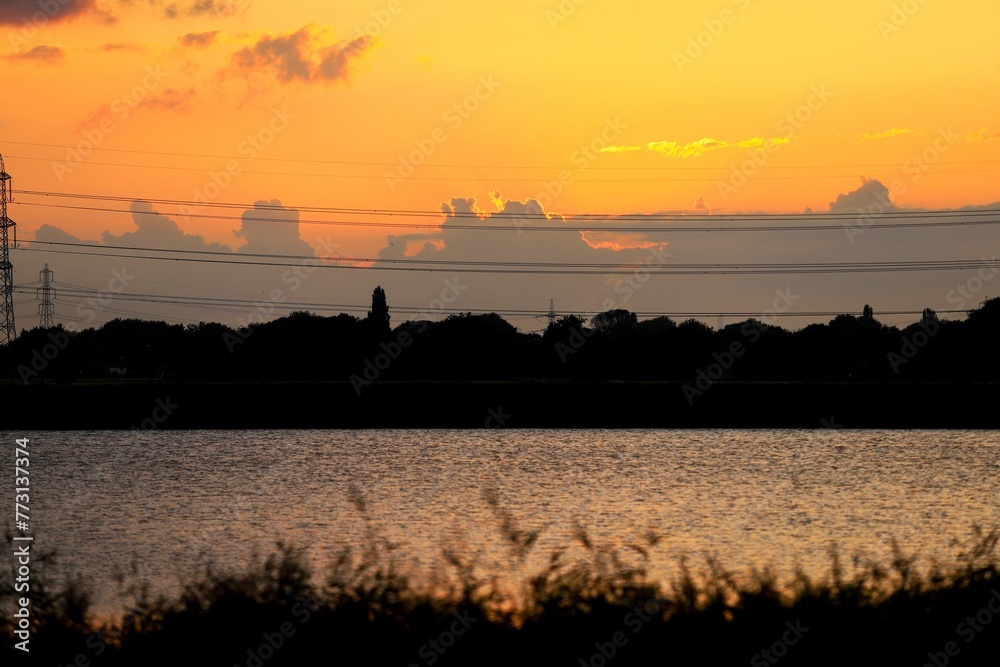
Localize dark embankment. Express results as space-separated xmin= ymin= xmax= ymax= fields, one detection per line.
xmin=1 ymin=380 xmax=998 ymax=429
xmin=3 ymin=527 xmax=998 ymax=666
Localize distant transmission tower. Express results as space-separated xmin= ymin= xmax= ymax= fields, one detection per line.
xmin=37 ymin=264 xmax=55 ymax=329
xmin=0 ymin=154 xmax=15 ymax=345
xmin=547 ymin=299 xmax=557 ymax=326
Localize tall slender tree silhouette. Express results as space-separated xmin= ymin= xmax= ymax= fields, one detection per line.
xmin=367 ymin=285 xmax=391 ymax=339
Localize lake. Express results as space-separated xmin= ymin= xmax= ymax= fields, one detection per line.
xmin=6 ymin=429 xmax=999 ymax=613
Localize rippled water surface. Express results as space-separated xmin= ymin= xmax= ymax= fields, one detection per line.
xmin=7 ymin=429 xmax=999 ymax=609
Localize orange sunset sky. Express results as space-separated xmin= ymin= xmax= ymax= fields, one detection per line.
xmin=1 ymin=0 xmax=998 ymax=330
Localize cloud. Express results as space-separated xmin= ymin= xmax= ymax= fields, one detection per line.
xmin=6 ymin=44 xmax=65 ymax=62
xmin=647 ymin=138 xmax=724 ymax=157
xmin=179 ymin=30 xmax=221 ymax=48
xmin=856 ymin=128 xmax=915 ymax=141
xmin=34 ymin=224 xmax=89 ymax=245
xmin=0 ymin=0 xmax=246 ymax=24
xmin=164 ymin=0 xmax=246 ymax=19
xmin=23 ymin=198 xmax=331 ymax=329
xmin=396 ymin=193 xmax=716 ymax=259
xmin=0 ymin=0 xmax=96 ymax=25
xmin=234 ymin=200 xmax=316 ymax=257
xmin=94 ymin=42 xmax=146 ymax=53
xmin=9 ymin=42 xmax=148 ymax=61
xmin=966 ymin=129 xmax=1000 ymax=143
xmin=74 ymin=86 xmax=195 ymax=134
xmin=102 ymin=200 xmax=233 ymax=252
xmin=827 ymin=178 xmax=896 ymax=212
xmin=38 ymin=198 xmax=317 ymax=261
xmin=143 ymin=88 xmax=197 ymax=111
xmin=229 ymin=25 xmax=372 ymax=84
xmin=602 ymin=136 xmax=791 ymax=158
xmin=188 ymin=0 xmax=241 ymax=15
xmin=600 ymin=145 xmax=643 ymax=153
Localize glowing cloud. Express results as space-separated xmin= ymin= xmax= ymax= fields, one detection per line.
xmin=856 ymin=128 xmax=915 ymax=141
xmin=600 ymin=145 xmax=643 ymax=153
xmin=966 ymin=129 xmax=1000 ymax=142
xmin=602 ymin=136 xmax=791 ymax=158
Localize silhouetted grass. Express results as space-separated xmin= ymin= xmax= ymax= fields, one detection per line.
xmin=3 ymin=506 xmax=998 ymax=666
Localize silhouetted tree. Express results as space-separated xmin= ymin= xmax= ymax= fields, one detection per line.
xmin=636 ymin=316 xmax=677 ymax=336
xmin=591 ymin=309 xmax=638 ymax=338
xmin=543 ymin=314 xmax=587 ymax=340
xmin=967 ymin=296 xmax=1000 ymax=325
xmin=414 ymin=313 xmax=526 ymax=379
xmin=677 ymin=318 xmax=713 ymax=336
xmin=862 ymin=304 xmax=874 ymax=320
xmin=541 ymin=315 xmax=591 ymax=372
xmin=367 ymin=285 xmax=391 ymax=339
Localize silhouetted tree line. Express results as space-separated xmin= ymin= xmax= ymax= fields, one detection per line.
xmin=2 ymin=291 xmax=999 ymax=383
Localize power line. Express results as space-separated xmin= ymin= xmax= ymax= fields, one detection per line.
xmin=11 ymin=189 xmax=1000 ymax=238
xmin=16 ymin=240 xmax=1000 ymax=275
xmin=7 ymin=154 xmax=1000 ymax=182
xmin=6 ymin=139 xmax=1000 ymax=171
xmin=55 ymin=303 xmax=206 ymax=325
xmin=13 ymin=200 xmax=1000 ymax=233
xmin=16 ymin=188 xmax=1000 ymax=219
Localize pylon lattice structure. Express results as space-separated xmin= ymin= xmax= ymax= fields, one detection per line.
xmin=547 ymin=299 xmax=557 ymax=326
xmin=38 ymin=264 xmax=55 ymax=329
xmin=0 ymin=154 xmax=15 ymax=345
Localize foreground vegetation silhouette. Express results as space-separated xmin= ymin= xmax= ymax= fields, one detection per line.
xmin=3 ymin=506 xmax=998 ymax=666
